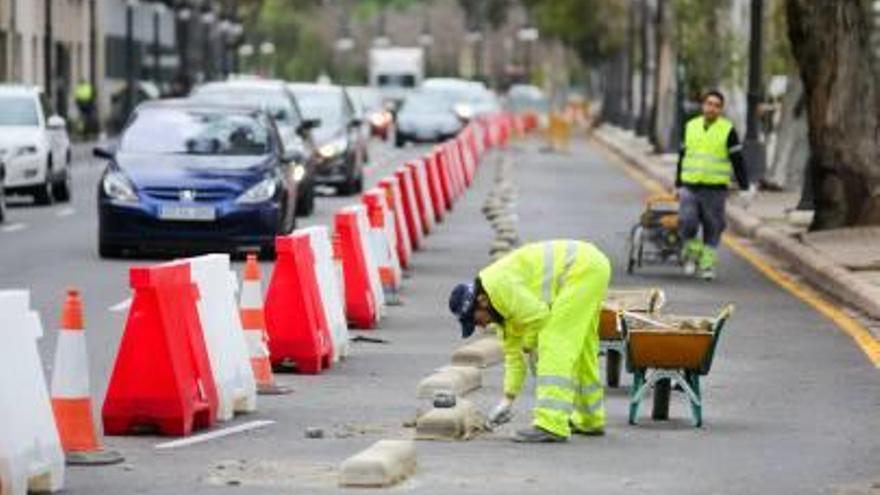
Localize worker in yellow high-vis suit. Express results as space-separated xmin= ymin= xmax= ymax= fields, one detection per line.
xmin=448 ymin=240 xmax=611 ymax=443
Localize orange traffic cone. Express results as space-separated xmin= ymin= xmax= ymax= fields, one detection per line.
xmin=50 ymin=288 xmax=124 ymax=465
xmin=240 ymin=254 xmax=291 ymax=395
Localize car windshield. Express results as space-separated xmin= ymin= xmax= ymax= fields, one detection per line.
xmin=292 ymin=89 xmax=345 ymax=126
xmin=120 ymin=108 xmax=272 ymax=156
xmin=0 ymin=96 xmax=39 ymax=126
xmin=377 ymin=74 xmax=416 ymax=88
xmin=192 ymin=86 xmax=298 ymax=126
xmin=401 ymin=93 xmax=450 ymax=114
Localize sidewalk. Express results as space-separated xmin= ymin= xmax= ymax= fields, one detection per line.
xmin=594 ymin=125 xmax=880 ymax=321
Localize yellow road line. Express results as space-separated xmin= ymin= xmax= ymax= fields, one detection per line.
xmin=596 ymin=140 xmax=880 ymax=368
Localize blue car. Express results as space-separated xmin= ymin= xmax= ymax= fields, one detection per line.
xmin=96 ymin=100 xmax=303 ymax=258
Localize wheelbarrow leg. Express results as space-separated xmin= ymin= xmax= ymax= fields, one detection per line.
xmin=652 ymin=378 xmax=672 ymax=421
xmin=606 ymin=349 xmax=622 ymax=388
xmin=629 ymin=369 xmax=645 ymax=425
xmin=689 ymin=373 xmax=703 ymax=427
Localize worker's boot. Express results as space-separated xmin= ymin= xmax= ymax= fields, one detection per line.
xmin=699 ymin=247 xmax=717 ymax=281
xmin=513 ymin=426 xmax=567 ymax=443
xmin=682 ymin=240 xmax=703 ymax=277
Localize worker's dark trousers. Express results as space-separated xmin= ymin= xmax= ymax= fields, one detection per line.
xmin=678 ymin=186 xmax=727 ymax=247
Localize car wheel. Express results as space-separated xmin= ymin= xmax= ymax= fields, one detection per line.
xmin=295 ymin=181 xmax=315 ymax=217
xmin=52 ymin=168 xmax=72 ymax=203
xmin=0 ymin=186 xmax=6 ymax=224
xmin=33 ymin=179 xmax=54 ymax=206
xmin=395 ymin=134 xmax=406 ymax=148
xmin=98 ymin=240 xmax=123 ymax=259
xmin=258 ymin=242 xmax=276 ymax=260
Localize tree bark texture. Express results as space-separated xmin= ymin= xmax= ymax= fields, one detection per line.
xmin=785 ymin=0 xmax=880 ymax=229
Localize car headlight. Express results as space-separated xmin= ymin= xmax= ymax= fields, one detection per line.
xmin=292 ymin=164 xmax=306 ymax=183
xmin=13 ymin=145 xmax=39 ymax=158
xmin=102 ymin=170 xmax=139 ymax=203
xmin=370 ymin=112 xmax=390 ymax=127
xmin=237 ymin=177 xmax=278 ymax=204
xmin=318 ymin=138 xmax=347 ymax=159
xmin=454 ymin=104 xmax=474 ymax=120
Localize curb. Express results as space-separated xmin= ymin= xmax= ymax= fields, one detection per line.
xmin=593 ymin=126 xmax=880 ymax=320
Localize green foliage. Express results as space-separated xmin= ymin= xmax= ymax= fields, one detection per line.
xmin=458 ymin=0 xmax=512 ymax=30
xmin=248 ymin=0 xmax=331 ymax=81
xmin=766 ymin=0 xmax=796 ymax=76
xmin=671 ymin=0 xmax=743 ymax=96
xmin=522 ymin=0 xmax=628 ymax=63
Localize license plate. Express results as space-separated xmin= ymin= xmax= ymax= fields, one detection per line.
xmin=159 ymin=205 xmax=216 ymax=222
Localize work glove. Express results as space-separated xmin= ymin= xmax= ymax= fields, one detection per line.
xmin=486 ymin=397 xmax=515 ymax=429
xmin=737 ymin=184 xmax=758 ymax=208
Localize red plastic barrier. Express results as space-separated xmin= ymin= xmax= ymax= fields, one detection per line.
xmin=434 ymin=147 xmax=454 ymax=210
xmin=405 ymin=160 xmax=435 ymax=235
xmin=264 ymin=233 xmax=333 ymax=374
xmin=395 ymin=167 xmax=424 ymax=251
xmin=456 ymin=138 xmax=474 ymax=187
xmin=335 ymin=207 xmax=380 ymax=329
xmin=450 ymin=141 xmax=468 ymax=192
xmin=443 ymin=143 xmax=462 ymax=199
xmin=378 ymin=176 xmax=412 ymax=269
xmin=103 ymin=261 xmax=218 ymax=436
xmin=423 ymin=153 xmax=446 ymax=222
xmin=362 ymin=188 xmax=402 ymax=300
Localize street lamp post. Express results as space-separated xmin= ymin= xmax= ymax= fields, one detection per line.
xmin=44 ymin=0 xmax=53 ymax=108
xmin=176 ymin=5 xmax=192 ymax=87
xmin=125 ymin=0 xmax=137 ymax=121
xmin=153 ymin=3 xmax=163 ymax=90
xmin=626 ymin=0 xmax=636 ymax=129
xmin=743 ymin=0 xmax=766 ymax=183
xmin=89 ymin=0 xmax=99 ymax=131
xmin=636 ymin=0 xmax=650 ymax=137
xmin=201 ymin=6 xmax=218 ymax=81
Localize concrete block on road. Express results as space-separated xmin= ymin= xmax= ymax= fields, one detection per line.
xmin=339 ymin=440 xmax=417 ymax=488
xmin=415 ymin=399 xmax=485 ymax=441
xmin=452 ymin=337 xmax=504 ymax=368
xmin=416 ymin=366 xmax=481 ymax=399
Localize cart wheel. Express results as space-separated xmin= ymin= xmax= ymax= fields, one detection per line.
xmin=651 ymin=378 xmax=671 ymax=420
xmin=606 ymin=350 xmax=622 ymax=388
xmin=626 ymin=225 xmax=643 ymax=274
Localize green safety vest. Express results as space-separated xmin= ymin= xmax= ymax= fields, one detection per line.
xmin=681 ymin=116 xmax=734 ymax=186
xmin=74 ymin=83 xmax=94 ymax=103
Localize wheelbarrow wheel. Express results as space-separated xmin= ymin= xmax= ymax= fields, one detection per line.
xmin=651 ymin=378 xmax=671 ymax=420
xmin=627 ymin=225 xmax=643 ymax=274
xmin=606 ymin=350 xmax=622 ymax=388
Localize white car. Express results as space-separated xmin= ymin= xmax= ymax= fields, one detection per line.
xmin=0 ymin=85 xmax=71 ymax=205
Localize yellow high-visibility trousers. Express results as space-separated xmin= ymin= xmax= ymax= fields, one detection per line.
xmin=533 ymin=247 xmax=610 ymax=437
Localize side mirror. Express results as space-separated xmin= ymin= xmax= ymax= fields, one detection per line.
xmin=47 ymin=115 xmax=67 ymax=130
xmin=93 ymin=145 xmax=116 ymax=160
xmin=297 ymin=119 xmax=320 ymax=137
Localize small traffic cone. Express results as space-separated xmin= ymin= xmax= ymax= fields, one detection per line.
xmin=51 ymin=288 xmax=124 ymax=466
xmin=240 ymin=254 xmax=291 ymax=395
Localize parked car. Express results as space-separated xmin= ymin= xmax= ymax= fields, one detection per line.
xmin=0 ymin=84 xmax=72 ymax=205
xmin=96 ymin=100 xmax=301 ymax=258
xmin=347 ymin=86 xmax=394 ymax=141
xmin=287 ymin=83 xmax=366 ymax=195
xmin=421 ymin=78 xmax=489 ymax=121
xmin=395 ymin=91 xmax=463 ymax=147
xmin=191 ymin=80 xmax=320 ymax=216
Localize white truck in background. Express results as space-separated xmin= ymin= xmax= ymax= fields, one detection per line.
xmin=369 ymin=47 xmax=424 ymax=107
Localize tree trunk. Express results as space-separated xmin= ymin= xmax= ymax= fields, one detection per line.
xmin=785 ymin=0 xmax=880 ymax=229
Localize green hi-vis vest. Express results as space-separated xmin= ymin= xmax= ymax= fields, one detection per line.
xmin=681 ymin=116 xmax=734 ymax=186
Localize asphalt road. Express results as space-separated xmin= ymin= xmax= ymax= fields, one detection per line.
xmin=3 ymin=136 xmax=878 ymax=494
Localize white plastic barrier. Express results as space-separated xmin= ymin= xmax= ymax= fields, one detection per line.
xmin=0 ymin=290 xmax=65 ymax=495
xmin=299 ymin=225 xmax=350 ymax=361
xmin=187 ymin=254 xmax=258 ymax=421
xmin=350 ymin=204 xmax=386 ymax=318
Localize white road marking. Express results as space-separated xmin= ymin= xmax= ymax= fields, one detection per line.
xmin=154 ymin=420 xmax=275 ymax=450
xmin=56 ymin=207 xmax=76 ymax=218
xmin=108 ymin=297 xmax=132 ymax=312
xmin=1 ymin=223 xmax=27 ymax=233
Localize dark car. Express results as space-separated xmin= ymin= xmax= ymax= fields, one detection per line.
xmin=191 ymin=80 xmax=320 ymax=216
xmin=287 ymin=83 xmax=366 ymax=195
xmin=96 ymin=100 xmax=301 ymax=258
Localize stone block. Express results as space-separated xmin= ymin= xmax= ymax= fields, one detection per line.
xmin=339 ymin=440 xmax=417 ymax=488
xmin=451 ymin=337 xmax=503 ymax=368
xmin=416 ymin=366 xmax=481 ymax=399
xmin=415 ymin=400 xmax=485 ymax=441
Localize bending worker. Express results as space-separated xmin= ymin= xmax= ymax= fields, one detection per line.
xmin=676 ymin=90 xmax=755 ymax=281
xmin=448 ymin=239 xmax=610 ymax=443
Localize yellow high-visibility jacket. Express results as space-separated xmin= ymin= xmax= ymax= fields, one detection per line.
xmin=479 ymin=240 xmax=602 ymax=397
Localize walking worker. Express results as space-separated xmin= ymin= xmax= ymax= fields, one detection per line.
xmin=448 ymin=240 xmax=611 ymax=443
xmin=676 ymin=90 xmax=756 ymax=281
